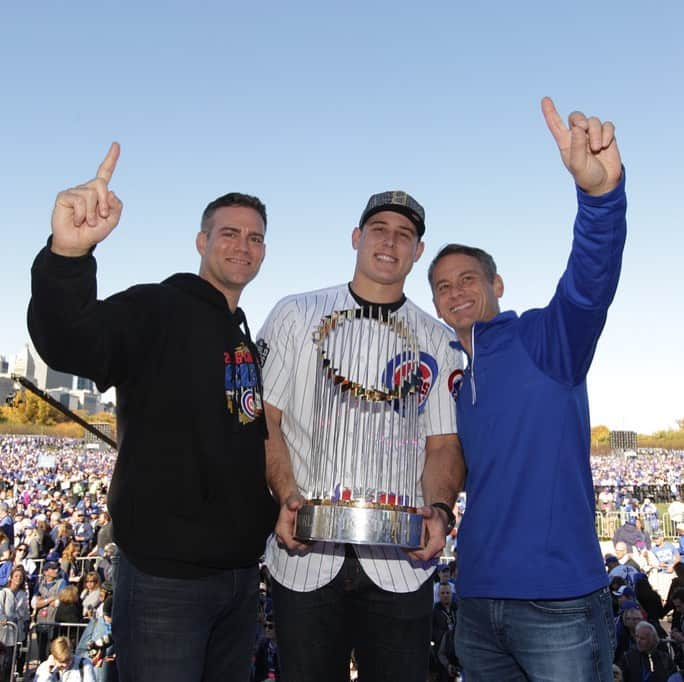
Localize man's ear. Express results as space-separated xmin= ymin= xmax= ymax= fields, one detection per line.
xmin=351 ymin=226 xmax=361 ymax=251
xmin=493 ymin=274 xmax=504 ymax=299
xmin=196 ymin=231 xmax=207 ymax=257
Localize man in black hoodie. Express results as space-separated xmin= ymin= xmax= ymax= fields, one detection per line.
xmin=28 ymin=142 xmax=277 ymax=682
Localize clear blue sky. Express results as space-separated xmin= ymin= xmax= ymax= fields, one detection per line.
xmin=1 ymin=2 xmax=682 ymax=434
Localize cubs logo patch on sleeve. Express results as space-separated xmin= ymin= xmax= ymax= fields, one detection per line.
xmin=239 ymin=388 xmax=263 ymax=424
xmin=448 ymin=369 xmax=464 ymax=402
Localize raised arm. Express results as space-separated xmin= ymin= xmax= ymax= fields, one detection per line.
xmin=542 ymin=96 xmax=622 ymax=196
xmin=51 ymin=142 xmax=123 ymax=257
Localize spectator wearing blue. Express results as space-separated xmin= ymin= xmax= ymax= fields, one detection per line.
xmin=640 ymin=498 xmax=659 ymax=533
xmin=429 ymin=98 xmax=626 ymax=680
xmin=253 ymin=618 xmax=279 ymax=682
xmin=620 ymin=499 xmax=640 ymax=525
xmin=651 ymin=531 xmax=679 ymax=572
xmin=613 ymin=585 xmax=637 ymax=605
xmin=0 ymin=504 xmax=13 ymax=549
xmin=71 ymin=509 xmax=94 ymax=554
xmin=649 ymin=530 xmax=680 ymax=601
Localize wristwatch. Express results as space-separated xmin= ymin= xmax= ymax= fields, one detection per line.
xmin=431 ymin=502 xmax=456 ymax=533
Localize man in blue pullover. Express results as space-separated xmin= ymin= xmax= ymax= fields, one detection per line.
xmin=428 ymin=97 xmax=626 ymax=680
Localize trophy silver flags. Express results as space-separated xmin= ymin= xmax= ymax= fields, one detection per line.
xmin=294 ymin=305 xmax=425 ymax=548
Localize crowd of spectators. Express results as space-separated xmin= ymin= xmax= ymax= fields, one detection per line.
xmin=3 ymin=435 xmax=684 ymax=681
xmin=592 ymin=449 xmax=684 ymax=505
xmin=0 ymin=436 xmax=117 ymax=681
xmin=607 ymin=560 xmax=684 ymax=680
xmin=0 ymin=435 xmax=284 ymax=681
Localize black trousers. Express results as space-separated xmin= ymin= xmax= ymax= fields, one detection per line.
xmin=271 ymin=546 xmax=433 ymax=682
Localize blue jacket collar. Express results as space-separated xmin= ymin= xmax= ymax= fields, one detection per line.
xmin=448 ymin=310 xmax=518 ymax=352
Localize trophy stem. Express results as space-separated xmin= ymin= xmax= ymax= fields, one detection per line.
xmin=303 ymin=305 xmax=425 ymax=545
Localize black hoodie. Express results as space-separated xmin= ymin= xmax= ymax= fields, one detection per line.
xmin=28 ymin=244 xmax=277 ymax=578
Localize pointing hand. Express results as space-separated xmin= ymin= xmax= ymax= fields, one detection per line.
xmin=51 ymin=142 xmax=124 ymax=256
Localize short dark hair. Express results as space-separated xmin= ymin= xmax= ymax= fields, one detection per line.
xmin=428 ymin=244 xmax=498 ymax=288
xmin=201 ymin=192 xmax=267 ymax=235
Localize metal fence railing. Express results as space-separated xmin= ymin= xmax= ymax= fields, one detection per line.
xmin=24 ymin=621 xmax=88 ymax=678
xmin=595 ymin=510 xmax=680 ymax=540
xmin=31 ymin=556 xmax=97 ymax=579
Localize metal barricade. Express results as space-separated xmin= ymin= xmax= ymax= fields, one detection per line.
xmin=595 ymin=510 xmax=625 ymax=539
xmin=74 ymin=557 xmax=95 ymax=578
xmin=34 ymin=556 xmax=94 ymax=579
xmin=32 ymin=558 xmax=45 ymax=577
xmin=595 ymin=510 xmax=680 ymax=541
xmin=25 ymin=621 xmax=88 ymax=675
xmin=660 ymin=512 xmax=678 ymax=539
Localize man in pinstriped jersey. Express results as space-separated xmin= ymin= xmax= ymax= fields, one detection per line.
xmin=256 ymin=192 xmax=465 ymax=682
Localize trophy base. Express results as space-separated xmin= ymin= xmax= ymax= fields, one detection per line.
xmin=294 ymin=501 xmax=424 ymax=548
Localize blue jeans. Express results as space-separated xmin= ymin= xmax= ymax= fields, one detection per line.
xmin=454 ymin=587 xmax=616 ymax=681
xmin=112 ymin=551 xmax=258 ymax=682
xmin=271 ymin=549 xmax=433 ymax=682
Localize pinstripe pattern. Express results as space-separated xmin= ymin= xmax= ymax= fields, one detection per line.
xmin=257 ymin=284 xmax=461 ymax=593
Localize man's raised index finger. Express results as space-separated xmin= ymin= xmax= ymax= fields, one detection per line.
xmin=541 ymin=96 xmax=567 ymax=146
xmin=96 ymin=142 xmax=120 ymax=184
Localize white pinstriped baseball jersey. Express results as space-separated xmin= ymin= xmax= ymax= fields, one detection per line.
xmin=257 ymin=284 xmax=461 ymax=593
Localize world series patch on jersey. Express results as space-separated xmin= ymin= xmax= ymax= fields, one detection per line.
xmin=224 ymin=342 xmax=263 ymax=424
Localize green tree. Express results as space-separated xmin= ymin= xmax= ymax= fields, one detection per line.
xmin=9 ymin=390 xmax=67 ymax=425
xmin=591 ymin=425 xmax=610 ymax=448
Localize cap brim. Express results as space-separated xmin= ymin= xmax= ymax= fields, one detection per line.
xmin=360 ymin=205 xmax=425 ymax=236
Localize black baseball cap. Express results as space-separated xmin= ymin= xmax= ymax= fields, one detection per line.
xmin=359 ymin=190 xmax=426 ymax=237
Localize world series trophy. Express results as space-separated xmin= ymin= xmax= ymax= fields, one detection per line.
xmin=294 ymin=305 xmax=426 ymax=548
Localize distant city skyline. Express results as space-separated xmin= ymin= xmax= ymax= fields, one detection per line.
xmin=0 ymin=334 xmax=678 ymax=436
xmin=0 ymin=342 xmax=106 ymax=415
